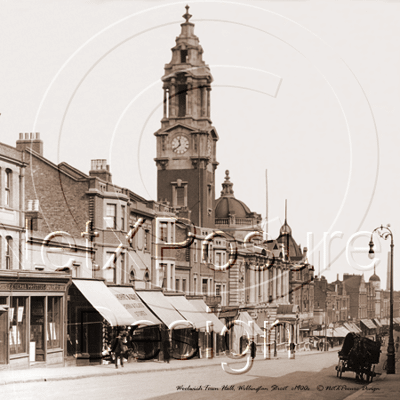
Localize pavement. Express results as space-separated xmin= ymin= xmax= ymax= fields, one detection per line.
xmin=1 ymin=346 xmax=398 ymax=399
xmin=345 ymin=357 xmax=400 ymax=400
xmin=0 ymin=346 xmax=335 ymax=386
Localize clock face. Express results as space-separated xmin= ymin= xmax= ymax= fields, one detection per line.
xmin=172 ymin=135 xmax=189 ymax=154
xmin=207 ymin=138 xmax=212 ymax=156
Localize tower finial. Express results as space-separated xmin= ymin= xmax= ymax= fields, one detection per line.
xmin=285 ymin=199 xmax=287 ymax=222
xmin=183 ymin=5 xmax=192 ymax=22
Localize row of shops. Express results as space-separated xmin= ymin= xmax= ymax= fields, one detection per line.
xmin=2 ymin=270 xmax=269 ymax=369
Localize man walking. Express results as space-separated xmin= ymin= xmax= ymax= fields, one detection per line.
xmin=111 ymin=331 xmax=124 ymax=369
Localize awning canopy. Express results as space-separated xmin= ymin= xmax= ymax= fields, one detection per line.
xmin=0 ymin=305 xmax=9 ymax=312
xmin=361 ymin=319 xmax=377 ymax=330
xmin=394 ymin=317 xmax=400 ymax=324
xmin=334 ymin=326 xmax=351 ymax=337
xmin=188 ymin=299 xmax=225 ymax=333
xmin=344 ymin=322 xmax=361 ymax=333
xmin=108 ymin=286 xmax=161 ymax=326
xmin=373 ymin=318 xmax=382 ymax=327
xmin=276 ymin=304 xmax=300 ymax=320
xmin=136 ymin=290 xmax=186 ymax=327
xmin=237 ymin=312 xmax=264 ymax=336
xmin=219 ymin=309 xmax=238 ymax=319
xmin=380 ymin=318 xmax=389 ymax=326
xmin=72 ymin=279 xmax=133 ymax=327
xmin=166 ymin=295 xmax=209 ymax=329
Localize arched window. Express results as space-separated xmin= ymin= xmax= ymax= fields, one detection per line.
xmin=5 ymin=169 xmax=12 ymax=207
xmin=144 ymin=270 xmax=150 ymax=289
xmin=5 ymin=236 xmax=12 ymax=269
xmin=129 ymin=269 xmax=135 ymax=288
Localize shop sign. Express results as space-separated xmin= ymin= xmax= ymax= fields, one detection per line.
xmin=0 ymin=283 xmax=66 ymax=292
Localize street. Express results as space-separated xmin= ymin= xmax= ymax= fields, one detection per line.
xmin=0 ymin=351 xmax=383 ymax=400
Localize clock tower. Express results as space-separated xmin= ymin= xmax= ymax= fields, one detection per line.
xmin=154 ymin=6 xmax=218 ymax=228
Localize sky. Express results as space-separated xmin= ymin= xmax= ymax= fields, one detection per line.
xmin=1 ymin=0 xmax=399 ymax=290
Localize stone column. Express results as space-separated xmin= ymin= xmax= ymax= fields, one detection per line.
xmin=206 ymin=87 xmax=211 ymax=117
xmin=255 ymin=267 xmax=259 ymax=303
xmin=170 ymin=78 xmax=176 ymax=117
xmin=163 ymin=87 xmax=167 ymax=118
xmin=263 ymin=268 xmax=269 ymax=302
xmin=201 ymin=85 xmax=207 ymax=116
xmin=250 ymin=267 xmax=256 ymax=304
xmin=166 ymin=263 xmax=171 ymax=290
xmin=172 ymin=264 xmax=176 ymax=290
xmin=273 ymin=268 xmax=277 ymax=304
xmin=187 ymin=78 xmax=192 ymax=116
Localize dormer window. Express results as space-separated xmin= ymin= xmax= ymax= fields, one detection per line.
xmin=180 ymin=50 xmax=188 ymax=63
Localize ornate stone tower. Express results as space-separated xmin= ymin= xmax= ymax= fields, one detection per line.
xmin=154 ymin=6 xmax=218 ymax=228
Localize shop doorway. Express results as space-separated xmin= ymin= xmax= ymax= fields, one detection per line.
xmin=81 ymin=311 xmax=102 ymax=360
xmin=30 ymin=297 xmax=45 ymax=362
xmin=0 ymin=311 xmax=7 ymax=364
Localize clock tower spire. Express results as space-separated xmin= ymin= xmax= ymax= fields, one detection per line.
xmin=154 ymin=6 xmax=218 ymax=228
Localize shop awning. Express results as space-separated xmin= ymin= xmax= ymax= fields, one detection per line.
xmin=394 ymin=317 xmax=400 ymax=324
xmin=218 ymin=309 xmax=238 ymax=319
xmin=166 ymin=295 xmax=209 ymax=329
xmin=344 ymin=322 xmax=361 ymax=333
xmin=108 ymin=286 xmax=161 ymax=326
xmin=136 ymin=290 xmax=187 ymax=327
xmin=72 ymin=279 xmax=134 ymax=327
xmin=188 ymin=299 xmax=225 ymax=333
xmin=334 ymin=326 xmax=351 ymax=337
xmin=380 ymin=318 xmax=389 ymax=326
xmin=276 ymin=304 xmax=300 ymax=320
xmin=238 ymin=312 xmax=264 ymax=336
xmin=0 ymin=305 xmax=9 ymax=312
xmin=373 ymin=319 xmax=382 ymax=327
xmin=361 ymin=319 xmax=377 ymax=330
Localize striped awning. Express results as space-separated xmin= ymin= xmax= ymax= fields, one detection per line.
xmin=373 ymin=319 xmax=382 ymax=327
xmin=361 ymin=319 xmax=377 ymax=330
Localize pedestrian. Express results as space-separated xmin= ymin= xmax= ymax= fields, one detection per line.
xmin=396 ymin=342 xmax=399 ymax=353
xmin=111 ymin=331 xmax=124 ymax=369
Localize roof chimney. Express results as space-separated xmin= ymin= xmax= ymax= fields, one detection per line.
xmin=16 ymin=132 xmax=43 ymax=156
xmin=89 ymin=159 xmax=112 ymax=183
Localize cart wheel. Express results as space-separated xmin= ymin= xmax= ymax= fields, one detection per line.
xmin=337 ymin=361 xmax=343 ymax=378
xmin=370 ymin=365 xmax=375 ymax=383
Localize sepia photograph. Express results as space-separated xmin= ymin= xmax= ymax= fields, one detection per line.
xmin=0 ymin=1 xmax=399 ymax=399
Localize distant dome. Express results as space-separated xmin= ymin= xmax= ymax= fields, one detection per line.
xmin=214 ymin=170 xmax=253 ymax=219
xmin=369 ymin=274 xmax=380 ymax=282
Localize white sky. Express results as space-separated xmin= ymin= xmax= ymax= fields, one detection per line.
xmin=1 ymin=0 xmax=399 ymax=289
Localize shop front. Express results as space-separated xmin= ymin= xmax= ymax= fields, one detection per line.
xmin=0 ymin=270 xmax=70 ymax=369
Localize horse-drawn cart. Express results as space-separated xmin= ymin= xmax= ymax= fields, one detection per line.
xmin=335 ymin=332 xmax=381 ymax=382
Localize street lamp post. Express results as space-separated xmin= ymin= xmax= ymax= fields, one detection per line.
xmin=369 ymin=224 xmax=395 ymax=374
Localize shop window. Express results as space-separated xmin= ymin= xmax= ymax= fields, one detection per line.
xmin=10 ymin=297 xmax=27 ymax=355
xmin=47 ymin=297 xmax=61 ymax=349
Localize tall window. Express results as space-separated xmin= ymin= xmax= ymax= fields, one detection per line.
xmin=47 ymin=297 xmax=61 ymax=349
xmin=160 ymin=223 xmax=168 ymax=242
xmin=202 ymin=278 xmax=208 ymax=295
xmin=182 ymin=279 xmax=187 ymax=294
xmin=216 ymin=284 xmax=221 ymax=297
xmin=144 ymin=229 xmax=149 ymax=251
xmin=121 ymin=206 xmax=125 ymax=231
xmin=180 ymin=50 xmax=188 ymax=63
xmin=5 ymin=237 xmax=12 ymax=269
xmin=106 ymin=204 xmax=116 ymax=229
xmin=193 ymin=241 xmax=197 ymax=262
xmin=176 ymin=187 xmax=185 ymax=206
xmin=120 ymin=253 xmax=125 ymax=284
xmin=105 ymin=252 xmax=116 ymax=283
xmin=5 ymin=170 xmax=11 ymax=207
xmin=193 ymin=276 xmax=197 ymax=295
xmin=10 ymin=297 xmax=27 ymax=355
xmin=216 ymin=252 xmax=222 ymax=267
